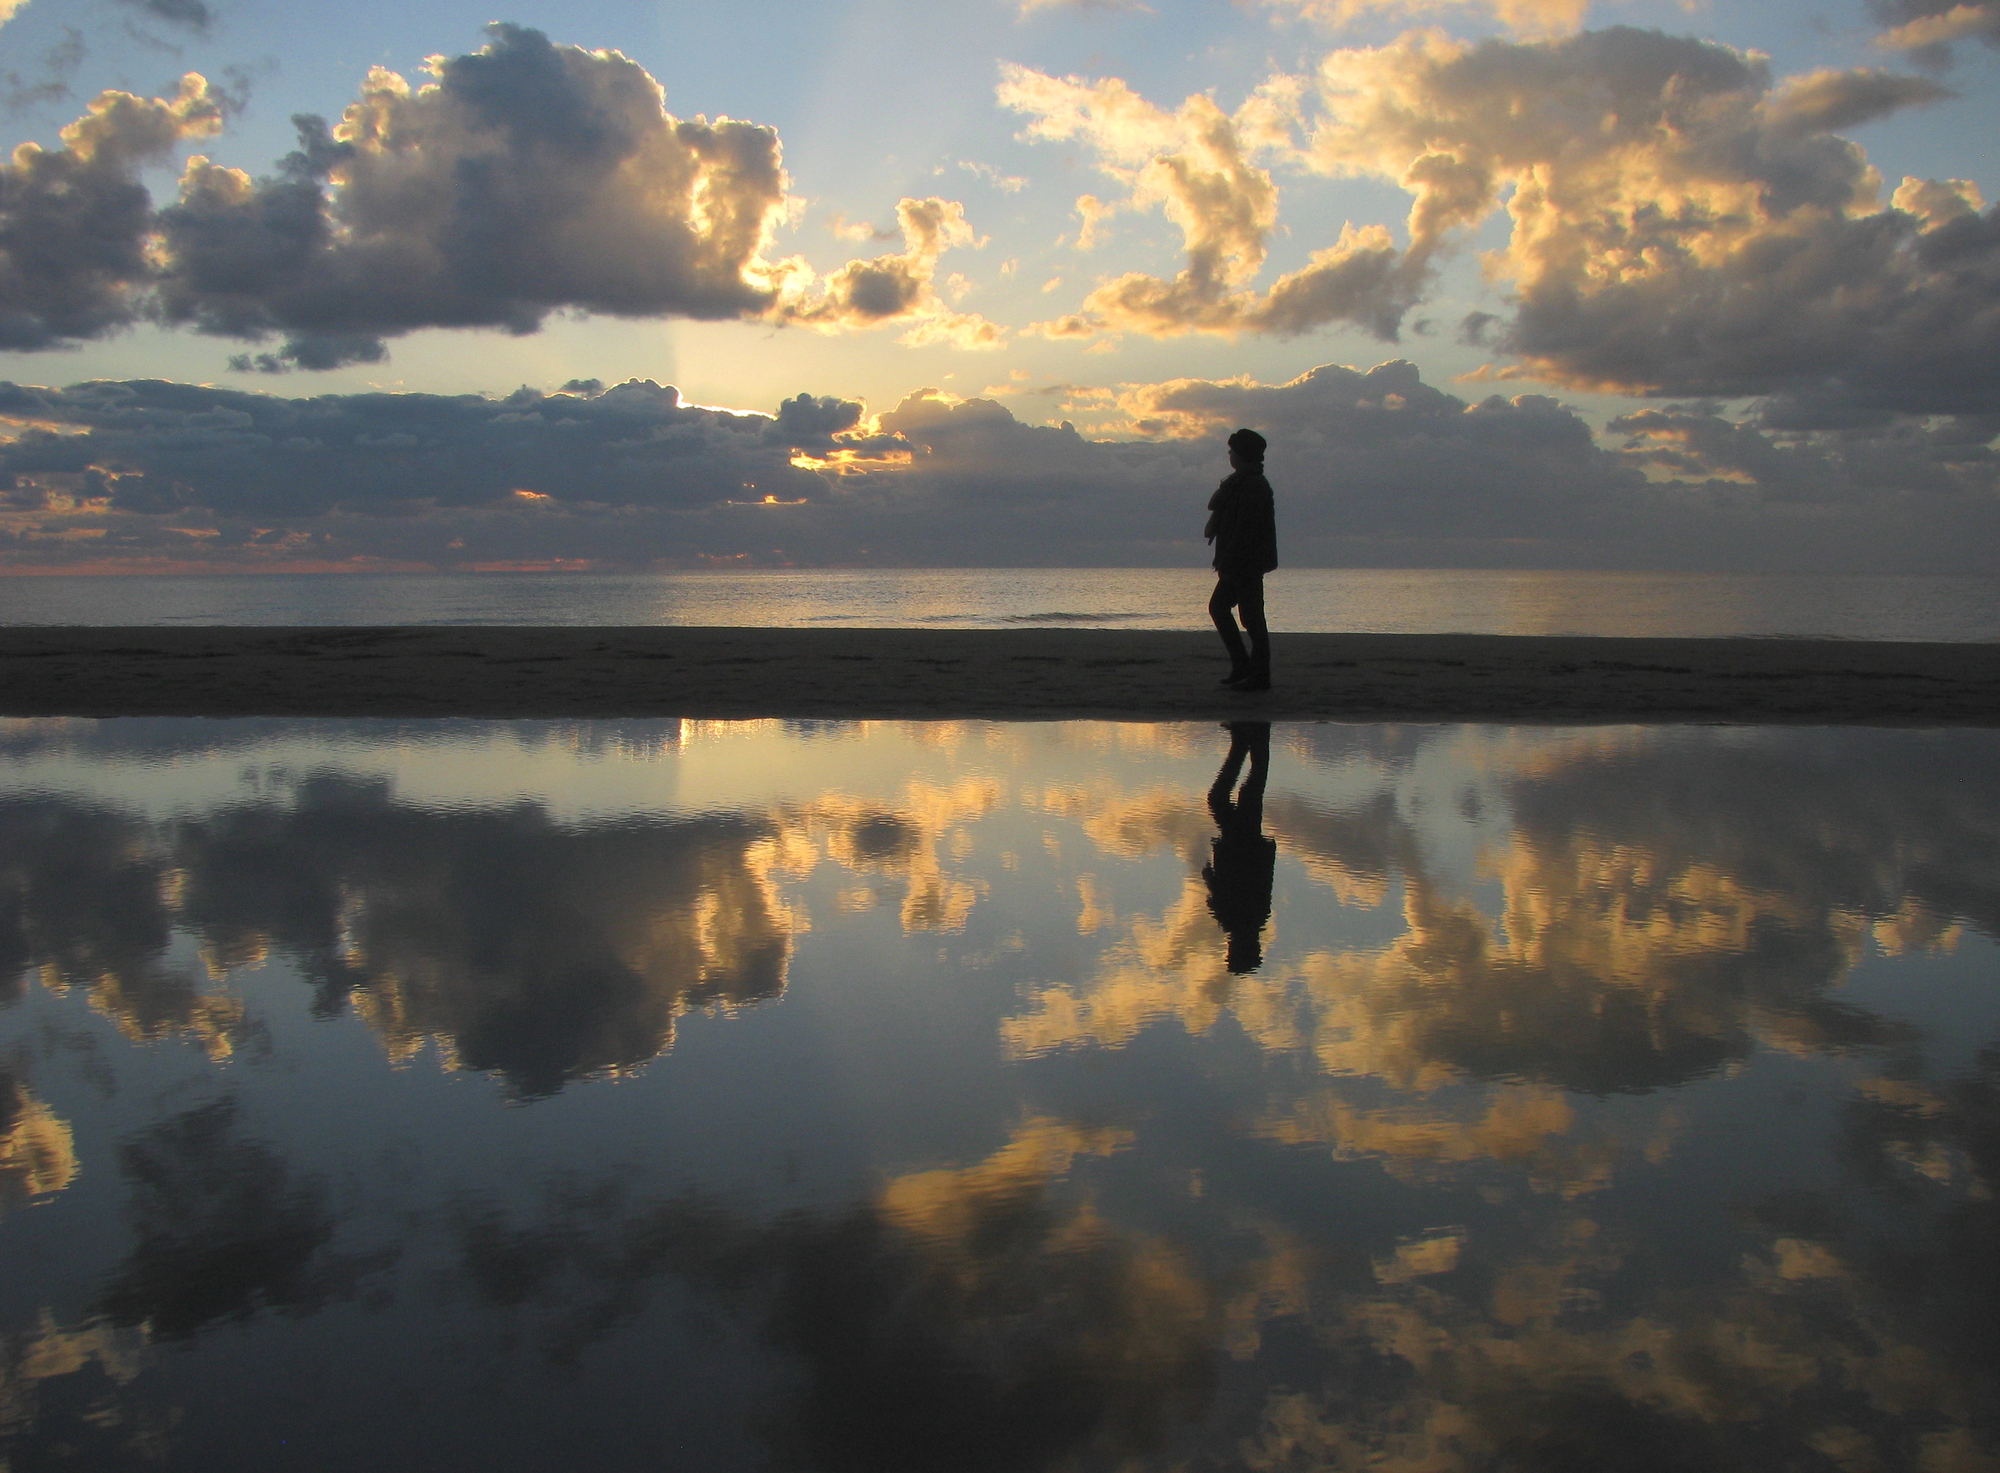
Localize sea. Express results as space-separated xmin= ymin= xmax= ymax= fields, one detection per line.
xmin=1 ymin=566 xmax=1998 ymax=638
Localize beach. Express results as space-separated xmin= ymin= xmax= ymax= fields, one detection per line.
xmin=1 ymin=625 xmax=1995 ymax=724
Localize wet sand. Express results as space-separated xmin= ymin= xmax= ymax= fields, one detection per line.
xmin=0 ymin=625 xmax=1995 ymax=724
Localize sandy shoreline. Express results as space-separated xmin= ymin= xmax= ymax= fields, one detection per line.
xmin=0 ymin=626 xmax=1995 ymax=725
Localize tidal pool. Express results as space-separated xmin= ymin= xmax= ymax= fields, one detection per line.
xmin=1 ymin=716 xmax=1995 ymax=1472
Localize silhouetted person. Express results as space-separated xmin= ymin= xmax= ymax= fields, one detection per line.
xmin=1205 ymin=427 xmax=1277 ymax=691
xmin=1204 ymin=722 xmax=1275 ymax=974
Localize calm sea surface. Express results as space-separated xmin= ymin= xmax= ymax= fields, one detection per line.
xmin=1 ymin=716 xmax=1995 ymax=1470
xmin=3 ymin=567 xmax=1999 ymax=638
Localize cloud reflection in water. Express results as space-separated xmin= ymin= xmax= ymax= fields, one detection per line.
xmin=0 ymin=717 xmax=1993 ymax=1470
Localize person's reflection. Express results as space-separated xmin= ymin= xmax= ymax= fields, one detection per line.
xmin=1204 ymin=722 xmax=1276 ymax=974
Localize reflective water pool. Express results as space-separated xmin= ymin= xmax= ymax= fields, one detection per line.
xmin=1 ymin=717 xmax=1996 ymax=1471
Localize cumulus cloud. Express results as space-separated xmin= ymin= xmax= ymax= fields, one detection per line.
xmin=779 ymin=196 xmax=1004 ymax=349
xmin=1288 ymin=27 xmax=1988 ymax=418
xmin=999 ymin=65 xmax=1417 ymax=341
xmin=0 ymin=26 xmax=994 ymax=369
xmin=0 ymin=75 xmax=223 ymax=349
xmin=155 ymin=25 xmax=798 ymax=369
xmin=1004 ymin=27 xmax=1994 ymax=421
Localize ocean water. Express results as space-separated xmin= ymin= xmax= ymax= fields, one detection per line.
xmin=0 ymin=715 xmax=1995 ymax=1470
xmin=2 ymin=566 xmax=1998 ymax=638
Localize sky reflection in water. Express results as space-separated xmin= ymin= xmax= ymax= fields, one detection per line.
xmin=0 ymin=716 xmax=1996 ymax=1472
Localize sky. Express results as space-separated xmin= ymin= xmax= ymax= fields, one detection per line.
xmin=0 ymin=0 xmax=1995 ymax=572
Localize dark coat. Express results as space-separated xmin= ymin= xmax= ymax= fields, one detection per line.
xmin=1204 ymin=468 xmax=1277 ymax=578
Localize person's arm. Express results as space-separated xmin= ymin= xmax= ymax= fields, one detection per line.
xmin=1205 ymin=475 xmax=1237 ymax=544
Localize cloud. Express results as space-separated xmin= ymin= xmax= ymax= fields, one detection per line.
xmin=772 ymin=390 xmax=865 ymax=449
xmin=156 ymin=25 xmax=797 ymax=369
xmin=1 ymin=27 xmax=85 ymax=116
xmin=112 ymin=0 xmax=211 ymax=32
xmin=0 ymin=1070 xmax=75 ymax=1209
xmin=1000 ymin=66 xmax=1418 ymax=341
xmin=826 ymin=210 xmax=895 ymax=242
xmin=1000 ymin=24 xmax=1994 ymax=417
xmin=953 ymin=159 xmax=1027 ymax=193
xmin=780 ymin=196 xmax=1004 ymax=349
xmin=177 ymin=775 xmax=797 ymax=1096
xmin=1291 ymin=27 xmax=1989 ymax=419
xmin=97 ymin=1098 xmax=392 ymax=1338
xmin=1761 ymin=65 xmax=1954 ymax=132
xmin=449 ymin=1117 xmax=1214 ymax=1465
xmin=2 ymin=354 xmax=1995 ymax=574
xmin=0 ymin=75 xmax=223 ymax=349
xmin=1871 ymin=0 xmax=2000 ymax=59
xmin=0 ymin=27 xmax=991 ymax=369
xmin=0 ymin=376 xmax=856 ymax=568
xmin=881 ymin=360 xmax=2000 ymax=571
xmin=0 ymin=774 xmax=800 ymax=1096
xmin=0 ymin=793 xmax=254 ymax=1051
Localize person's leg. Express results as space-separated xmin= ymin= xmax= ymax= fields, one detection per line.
xmin=1237 ymin=577 xmax=1270 ymax=688
xmin=1208 ymin=730 xmax=1249 ymax=827
xmin=1235 ymin=722 xmax=1270 ymax=826
xmin=1208 ymin=577 xmax=1249 ymax=679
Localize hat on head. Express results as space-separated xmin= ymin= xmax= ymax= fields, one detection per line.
xmin=1227 ymin=427 xmax=1267 ymax=462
